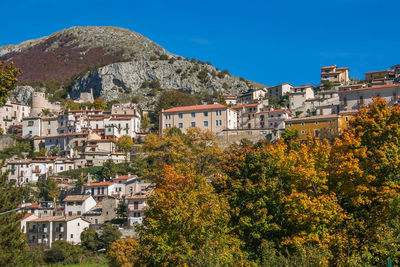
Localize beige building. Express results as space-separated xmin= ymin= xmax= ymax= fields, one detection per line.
xmin=267 ymin=83 xmax=293 ymax=98
xmin=339 ymin=84 xmax=400 ymax=111
xmin=26 ymin=215 xmax=90 ymax=247
xmin=289 ymin=85 xmax=315 ymax=110
xmin=321 ymin=65 xmax=349 ymax=84
xmin=0 ymin=101 xmax=30 ymax=133
xmin=238 ymin=88 xmax=268 ymax=104
xmin=159 ymin=104 xmax=238 ymax=134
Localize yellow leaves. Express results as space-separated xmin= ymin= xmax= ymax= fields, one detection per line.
xmin=107 ymin=238 xmax=140 ymax=267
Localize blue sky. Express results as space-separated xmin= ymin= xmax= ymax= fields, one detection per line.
xmin=1 ymin=0 xmax=399 ymax=86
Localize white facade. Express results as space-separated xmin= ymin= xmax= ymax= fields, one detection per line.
xmin=0 ymin=101 xmax=30 ymax=133
xmin=63 ymin=195 xmax=97 ymax=216
xmin=83 ymin=182 xmax=116 ymax=200
xmin=267 ymin=83 xmax=293 ymax=98
xmin=289 ymin=86 xmax=315 ymax=109
xmin=22 ymin=117 xmax=41 ymax=137
xmin=339 ymin=84 xmax=400 ymax=111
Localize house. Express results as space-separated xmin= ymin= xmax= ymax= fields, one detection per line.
xmin=339 ymin=84 xmax=400 ymax=111
xmin=22 ymin=117 xmax=41 ymax=137
xmin=18 ymin=213 xmax=38 ymax=233
xmin=26 ymin=215 xmax=90 ymax=247
xmin=238 ymin=88 xmax=268 ymax=104
xmin=267 ymin=83 xmax=293 ymax=98
xmin=112 ymin=173 xmax=138 ymax=196
xmin=232 ymin=103 xmax=264 ymax=129
xmin=159 ymin=104 xmax=238 ymax=134
xmin=63 ymin=195 xmax=97 ymax=216
xmin=320 ymin=65 xmax=349 ymax=84
xmin=257 ymin=109 xmax=291 ymax=132
xmin=365 ymin=70 xmax=390 ymax=81
xmin=127 ymin=192 xmax=150 ymax=226
xmin=82 ymin=197 xmax=119 ymax=226
xmin=105 ymin=116 xmax=140 ymax=139
xmin=221 ymin=94 xmax=237 ymax=105
xmin=83 ymin=181 xmax=116 ymax=201
xmin=289 ymin=85 xmax=315 ymax=110
xmin=285 ymin=115 xmax=341 ymax=140
xmin=0 ymin=101 xmax=30 ymax=133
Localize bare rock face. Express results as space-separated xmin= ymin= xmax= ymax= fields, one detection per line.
xmin=69 ymin=58 xmax=251 ymax=107
xmin=9 ymin=85 xmax=35 ymax=104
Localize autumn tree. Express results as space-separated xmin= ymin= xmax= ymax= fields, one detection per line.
xmin=141 ymin=127 xmax=223 ymax=180
xmin=0 ymin=61 xmax=20 ymax=106
xmin=136 ymin=165 xmax=243 ymax=266
xmin=117 ymin=135 xmax=133 ymax=153
xmin=107 ymin=238 xmax=139 ymax=267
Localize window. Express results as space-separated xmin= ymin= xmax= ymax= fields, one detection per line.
xmin=301 ymin=130 xmax=305 ymax=134
xmin=191 ymin=112 xmax=195 ymax=118
xmin=216 ymin=110 xmax=222 ymax=116
xmin=314 ymin=129 xmax=319 ymax=137
xmin=134 ymin=201 xmax=139 ymax=210
xmin=165 ymin=114 xmax=171 ymax=120
xmin=343 ymin=97 xmax=347 ymax=106
xmin=219 ymin=120 xmax=222 ymax=126
xmin=315 ymin=121 xmax=319 ymax=125
xmin=203 ymin=111 xmax=208 ymax=117
xmin=71 ymin=234 xmax=73 ymax=238
xmin=301 ymin=122 xmax=304 ymax=126
xmin=78 ymin=223 xmax=80 ymax=226
xmin=178 ymin=113 xmax=183 ymax=119
xmin=178 ymin=123 xmax=183 ymax=128
xmin=28 ymin=121 xmax=34 ymax=126
xmin=345 ymin=116 xmax=349 ymax=122
xmin=191 ymin=122 xmax=196 ymax=127
xmin=203 ymin=121 xmax=208 ymax=127
xmin=47 ymin=129 xmax=50 ymax=134
xmin=359 ymin=96 xmax=364 ymax=105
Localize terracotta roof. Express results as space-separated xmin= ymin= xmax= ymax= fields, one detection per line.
xmin=54 ymin=215 xmax=82 ymax=222
xmin=88 ymin=139 xmax=113 ymax=142
xmin=113 ymin=174 xmax=136 ymax=181
xmin=231 ymin=103 xmax=259 ymax=109
xmin=126 ymin=193 xmax=149 ymax=200
xmin=110 ymin=117 xmax=133 ymax=120
xmin=70 ymin=110 xmax=104 ymax=112
xmin=30 ymin=216 xmax=62 ymax=222
xmin=365 ymin=70 xmax=388 ymax=74
xmin=339 ymin=110 xmax=358 ymax=116
xmin=84 ymin=181 xmax=114 ymax=187
xmin=63 ymin=195 xmax=92 ymax=202
xmin=338 ymin=84 xmax=400 ymax=94
xmin=286 ymin=114 xmax=339 ymax=122
xmin=19 ymin=202 xmax=39 ymax=208
xmin=18 ymin=213 xmax=35 ymax=222
xmin=163 ymin=104 xmax=227 ymax=113
xmin=44 ymin=132 xmax=88 ymax=139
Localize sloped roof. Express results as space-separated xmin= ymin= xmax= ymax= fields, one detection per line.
xmin=163 ymin=104 xmax=227 ymax=113
xmin=63 ymin=195 xmax=92 ymax=202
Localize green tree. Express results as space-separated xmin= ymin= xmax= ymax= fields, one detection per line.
xmin=281 ymin=128 xmax=299 ymax=144
xmin=116 ymin=201 xmax=127 ymax=218
xmin=101 ymin=223 xmax=122 ymax=250
xmin=0 ymin=162 xmax=34 ymax=266
xmin=93 ymin=97 xmax=107 ymax=110
xmin=220 ymin=96 xmax=227 ymax=106
xmin=44 ymin=240 xmax=84 ymax=264
xmin=101 ymin=159 xmax=116 ymax=180
xmin=38 ymin=177 xmax=60 ymax=205
xmin=81 ymin=228 xmax=102 ymax=251
xmin=140 ymin=114 xmax=150 ymax=132
xmin=0 ymin=61 xmax=20 ymax=106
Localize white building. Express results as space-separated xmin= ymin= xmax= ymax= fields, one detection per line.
xmin=63 ymin=195 xmax=97 ymax=216
xmin=267 ymin=83 xmax=293 ymax=98
xmin=83 ymin=181 xmax=116 ymax=201
xmin=289 ymin=85 xmax=315 ymax=110
xmin=26 ymin=216 xmax=90 ymax=247
xmin=339 ymin=84 xmax=400 ymax=111
xmin=0 ymin=101 xmax=30 ymax=133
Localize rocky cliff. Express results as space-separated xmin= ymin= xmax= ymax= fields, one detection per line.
xmin=1 ymin=26 xmax=265 ymax=106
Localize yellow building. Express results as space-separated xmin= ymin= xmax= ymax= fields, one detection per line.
xmin=338 ymin=110 xmax=357 ymax=133
xmin=286 ymin=115 xmax=341 ymax=140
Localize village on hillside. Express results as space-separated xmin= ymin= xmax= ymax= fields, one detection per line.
xmin=1 ymin=62 xmax=399 ymax=250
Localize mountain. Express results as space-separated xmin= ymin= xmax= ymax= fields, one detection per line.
xmin=0 ymin=26 xmax=265 ymax=106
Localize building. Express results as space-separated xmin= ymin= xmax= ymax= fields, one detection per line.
xmin=285 ymin=115 xmax=341 ymax=140
xmin=365 ymin=70 xmax=390 ymax=81
xmin=83 ymin=181 xmax=116 ymax=201
xmin=339 ymin=84 xmax=400 ymax=111
xmin=320 ymin=65 xmax=349 ymax=84
xmin=127 ymin=192 xmax=149 ymax=226
xmin=221 ymin=94 xmax=237 ymax=105
xmin=238 ymin=88 xmax=268 ymax=104
xmin=22 ymin=117 xmax=41 ymax=137
xmin=26 ymin=216 xmax=90 ymax=247
xmin=159 ymin=104 xmax=238 ymax=134
xmin=267 ymin=83 xmax=293 ymax=98
xmin=63 ymin=195 xmax=97 ymax=216
xmin=82 ymin=197 xmax=119 ymax=226
xmin=289 ymin=85 xmax=315 ymax=110
xmin=30 ymin=92 xmax=61 ymax=117
xmin=0 ymin=101 xmax=30 ymax=133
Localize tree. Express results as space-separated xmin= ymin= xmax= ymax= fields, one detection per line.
xmin=38 ymin=177 xmax=60 ymax=205
xmin=100 ymin=223 xmax=122 ymax=250
xmin=140 ymin=114 xmax=150 ymax=132
xmin=101 ymin=159 xmax=116 ymax=180
xmin=0 ymin=163 xmax=33 ymax=266
xmin=116 ymin=200 xmax=127 ymax=218
xmin=142 ymin=127 xmax=223 ymax=181
xmin=44 ymin=240 xmax=84 ymax=264
xmin=107 ymin=238 xmax=139 ymax=267
xmin=116 ymin=135 xmax=133 ymax=153
xmin=0 ymin=61 xmax=20 ymax=106
xmin=220 ymin=96 xmax=227 ymax=106
xmin=93 ymin=97 xmax=107 ymax=110
xmin=281 ymin=128 xmax=299 ymax=144
xmin=136 ymin=165 xmax=243 ymax=266
xmin=81 ymin=228 xmax=102 ymax=251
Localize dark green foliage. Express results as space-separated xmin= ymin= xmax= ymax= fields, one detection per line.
xmin=0 ymin=161 xmax=34 ymax=266
xmin=116 ymin=201 xmax=128 ymax=218
xmin=217 ymin=70 xmax=229 ymax=79
xmin=101 ymin=223 xmax=122 ymax=250
xmin=222 ymin=82 xmax=230 ymax=89
xmin=38 ymin=177 xmax=60 ymax=202
xmin=81 ymin=228 xmax=102 ymax=251
xmin=0 ymin=138 xmax=32 ymax=160
xmin=149 ymin=55 xmax=158 ymax=61
xmin=101 ymin=159 xmax=116 ymax=180
xmin=45 ymin=240 xmax=84 ymax=264
xmin=197 ymin=68 xmax=208 ymax=84
xmin=149 ymin=79 xmax=161 ymax=90
xmin=159 ymin=54 xmax=169 ymax=60
xmin=125 ymin=87 xmax=132 ymax=94
xmin=281 ymin=128 xmax=299 ymax=145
